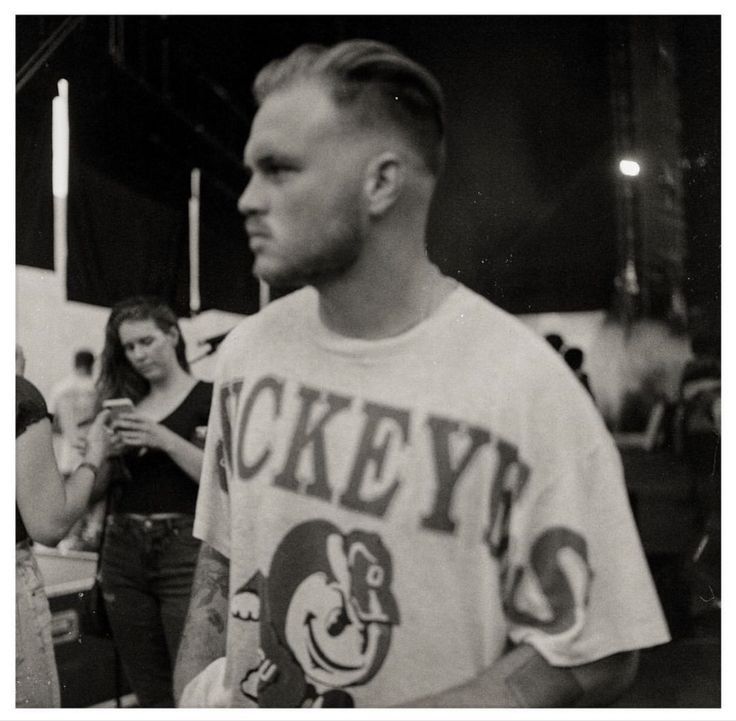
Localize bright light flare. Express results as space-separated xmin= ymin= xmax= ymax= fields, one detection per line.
xmin=619 ymin=159 xmax=641 ymax=177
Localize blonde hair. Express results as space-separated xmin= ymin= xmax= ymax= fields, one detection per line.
xmin=253 ymin=39 xmax=446 ymax=176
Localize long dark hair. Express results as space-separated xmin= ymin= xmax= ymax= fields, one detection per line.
xmin=96 ymin=296 xmax=189 ymax=405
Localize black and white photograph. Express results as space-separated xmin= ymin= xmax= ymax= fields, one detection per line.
xmin=13 ymin=11 xmax=722 ymax=716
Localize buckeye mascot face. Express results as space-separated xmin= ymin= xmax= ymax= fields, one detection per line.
xmin=266 ymin=520 xmax=399 ymax=694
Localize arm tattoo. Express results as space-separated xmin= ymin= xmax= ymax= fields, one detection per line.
xmin=193 ymin=544 xmax=230 ymax=609
xmin=206 ymin=608 xmax=225 ymax=633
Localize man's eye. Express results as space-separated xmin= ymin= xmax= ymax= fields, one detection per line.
xmin=264 ymin=163 xmax=294 ymax=179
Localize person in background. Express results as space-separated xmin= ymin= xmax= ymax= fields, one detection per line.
xmin=544 ymin=333 xmax=565 ymax=353
xmin=678 ymin=334 xmax=720 ymax=546
xmin=173 ymin=40 xmax=669 ymax=708
xmin=95 ymin=296 xmax=213 ymax=707
xmin=563 ymin=346 xmax=595 ymax=401
xmin=48 ymin=349 xmax=103 ymax=551
xmin=49 ymin=349 xmax=97 ymax=477
xmin=16 ymin=373 xmax=111 ymax=707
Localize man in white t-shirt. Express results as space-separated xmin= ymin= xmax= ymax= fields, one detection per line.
xmin=173 ymin=39 xmax=669 ymax=708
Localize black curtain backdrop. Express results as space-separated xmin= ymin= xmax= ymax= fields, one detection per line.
xmin=16 ymin=85 xmax=54 ymax=270
xmin=67 ymin=161 xmax=189 ymax=312
xmin=66 ymin=161 xmax=260 ymax=317
xmin=17 ymin=19 xmax=260 ymax=317
xmin=199 ymin=180 xmax=260 ymax=316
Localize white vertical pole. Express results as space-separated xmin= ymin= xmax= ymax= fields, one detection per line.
xmin=189 ymin=168 xmax=201 ymax=316
xmin=52 ymin=79 xmax=69 ymax=299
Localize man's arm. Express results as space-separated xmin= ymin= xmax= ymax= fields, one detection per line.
xmin=173 ymin=541 xmax=230 ymax=704
xmin=403 ymin=643 xmax=639 ymax=707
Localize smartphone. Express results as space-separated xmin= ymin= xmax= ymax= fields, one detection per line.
xmin=102 ymin=398 xmax=135 ymax=424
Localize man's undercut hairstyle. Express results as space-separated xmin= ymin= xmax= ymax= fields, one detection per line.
xmin=253 ymin=39 xmax=446 ymax=176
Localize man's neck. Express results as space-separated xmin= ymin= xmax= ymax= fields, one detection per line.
xmin=316 ymin=255 xmax=455 ymax=340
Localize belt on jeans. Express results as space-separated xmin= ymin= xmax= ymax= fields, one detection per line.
xmin=110 ymin=513 xmax=193 ymax=531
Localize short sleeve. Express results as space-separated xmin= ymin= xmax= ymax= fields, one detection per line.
xmin=193 ymin=359 xmax=232 ymax=559
xmin=502 ymin=433 xmax=670 ymax=666
xmin=16 ymin=376 xmax=49 ymax=437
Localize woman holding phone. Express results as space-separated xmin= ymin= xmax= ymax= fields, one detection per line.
xmin=96 ymin=296 xmax=212 ymax=707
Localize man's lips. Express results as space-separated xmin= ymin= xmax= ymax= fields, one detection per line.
xmin=246 ymin=223 xmax=271 ymax=239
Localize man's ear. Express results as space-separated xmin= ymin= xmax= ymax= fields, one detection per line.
xmin=364 ymin=152 xmax=405 ymax=216
xmin=166 ymin=325 xmax=180 ymax=347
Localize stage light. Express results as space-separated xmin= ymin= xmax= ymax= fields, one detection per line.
xmin=619 ymin=159 xmax=641 ymax=177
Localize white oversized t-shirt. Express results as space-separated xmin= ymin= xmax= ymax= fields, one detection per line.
xmin=193 ymin=283 xmax=669 ymax=707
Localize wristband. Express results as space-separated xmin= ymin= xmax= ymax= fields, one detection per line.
xmin=76 ymin=461 xmax=99 ymax=479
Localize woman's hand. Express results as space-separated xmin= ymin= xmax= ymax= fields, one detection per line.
xmin=113 ymin=412 xmax=173 ymax=453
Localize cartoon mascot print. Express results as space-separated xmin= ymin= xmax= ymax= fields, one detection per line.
xmin=232 ymin=519 xmax=400 ymax=707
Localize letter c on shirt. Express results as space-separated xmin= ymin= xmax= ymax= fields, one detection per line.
xmin=236 ymin=375 xmax=284 ymax=480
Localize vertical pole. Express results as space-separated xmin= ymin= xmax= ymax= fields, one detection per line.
xmin=189 ymin=168 xmax=201 ymax=316
xmin=52 ymin=79 xmax=69 ymax=301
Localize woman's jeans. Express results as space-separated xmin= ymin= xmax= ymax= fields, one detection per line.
xmin=100 ymin=514 xmax=200 ymax=707
xmin=16 ymin=540 xmax=61 ymax=707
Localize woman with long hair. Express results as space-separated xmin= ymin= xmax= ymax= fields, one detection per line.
xmin=96 ymin=296 xmax=212 ymax=707
xmin=16 ymin=374 xmax=111 ymax=707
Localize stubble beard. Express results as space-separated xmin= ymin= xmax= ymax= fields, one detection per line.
xmin=254 ymin=211 xmax=365 ymax=290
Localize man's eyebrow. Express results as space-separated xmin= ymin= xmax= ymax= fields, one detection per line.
xmin=246 ymin=150 xmax=298 ymax=172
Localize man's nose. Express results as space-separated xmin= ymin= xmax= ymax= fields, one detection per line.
xmin=237 ymin=176 xmax=264 ymax=217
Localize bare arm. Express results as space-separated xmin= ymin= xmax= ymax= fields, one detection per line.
xmin=403 ymin=643 xmax=639 ymax=707
xmin=16 ymin=411 xmax=111 ymax=547
xmin=173 ymin=541 xmax=230 ymax=704
xmin=88 ymin=458 xmax=115 ymax=505
xmin=158 ymin=427 xmax=205 ymax=483
xmin=114 ymin=414 xmax=205 ymax=483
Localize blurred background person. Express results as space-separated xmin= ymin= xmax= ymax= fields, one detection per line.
xmin=16 ymin=371 xmax=111 ymax=707
xmin=677 ymin=334 xmax=721 ymax=494
xmin=544 ymin=332 xmax=565 ymax=353
xmin=676 ymin=334 xmax=720 ymax=615
xmin=48 ymin=349 xmax=103 ymax=551
xmin=563 ymin=346 xmax=595 ymax=401
xmin=95 ymin=296 xmax=212 ymax=707
xmin=49 ymin=349 xmax=97 ymax=477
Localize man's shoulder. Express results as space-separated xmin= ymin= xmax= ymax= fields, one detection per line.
xmin=218 ymin=287 xmax=314 ymax=353
xmin=447 ymin=283 xmax=590 ymax=407
xmin=448 ymin=283 xmax=554 ymax=353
